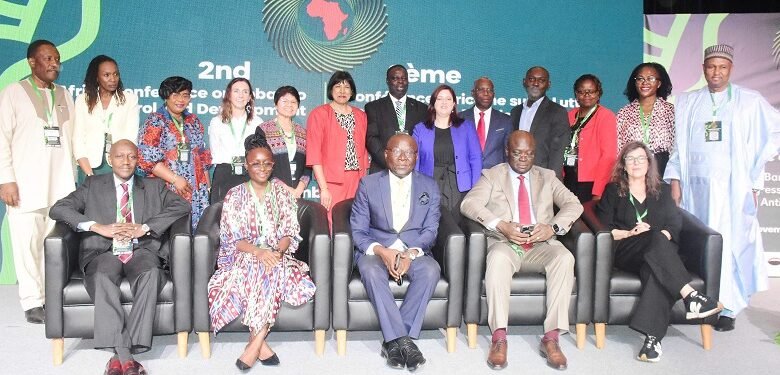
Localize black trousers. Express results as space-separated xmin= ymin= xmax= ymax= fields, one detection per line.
xmin=614 ymin=230 xmax=691 ymax=339
xmin=563 ymin=165 xmax=594 ymax=203
xmin=84 ymin=249 xmax=164 ymax=353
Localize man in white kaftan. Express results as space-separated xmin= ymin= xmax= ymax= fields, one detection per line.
xmin=665 ymin=44 xmax=780 ymax=331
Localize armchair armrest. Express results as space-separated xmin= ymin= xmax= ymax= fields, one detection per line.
xmin=581 ymin=201 xmax=615 ymax=323
xmin=192 ymin=202 xmax=222 ymax=332
xmin=433 ymin=209 xmax=465 ymax=327
xmin=331 ymin=199 xmax=355 ymax=331
xmin=299 ymin=200 xmax=331 ymax=330
xmin=678 ymin=208 xmax=722 ymax=299
xmin=168 ymin=214 xmax=192 ymax=333
xmin=44 ymin=221 xmax=80 ymax=339
xmin=462 ymin=218 xmax=487 ymax=324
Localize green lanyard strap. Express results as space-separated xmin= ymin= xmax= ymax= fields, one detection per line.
xmin=569 ymin=105 xmax=598 ymax=151
xmin=28 ymin=77 xmax=55 ymax=126
xmin=638 ymin=103 xmax=652 ymax=144
xmin=708 ymin=84 xmax=732 ymax=119
xmin=171 ymin=114 xmax=187 ymax=144
xmin=247 ymin=181 xmax=279 ymax=247
xmin=628 ymin=193 xmax=648 ymax=223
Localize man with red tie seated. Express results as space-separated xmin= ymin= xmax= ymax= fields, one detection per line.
xmin=351 ymin=134 xmax=441 ymax=372
xmin=50 ymin=139 xmax=190 ymax=375
xmin=460 ymin=130 xmax=582 ymax=371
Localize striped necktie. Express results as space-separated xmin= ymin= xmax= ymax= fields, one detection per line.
xmin=395 ymin=100 xmax=405 ymax=131
xmin=118 ymin=183 xmax=133 ymax=263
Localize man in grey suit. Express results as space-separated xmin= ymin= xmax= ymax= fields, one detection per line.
xmin=509 ymin=66 xmax=570 ymax=178
xmin=49 ymin=139 xmax=190 ymax=375
xmin=351 ymin=134 xmax=441 ymax=372
xmin=365 ymin=64 xmax=428 ymax=173
xmin=460 ymin=77 xmax=512 ymax=169
xmin=461 ymin=131 xmax=582 ymax=371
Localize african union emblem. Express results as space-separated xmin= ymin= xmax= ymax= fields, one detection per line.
xmin=263 ymin=0 xmax=388 ymax=72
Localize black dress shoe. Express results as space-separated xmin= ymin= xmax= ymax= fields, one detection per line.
xmin=24 ymin=306 xmax=45 ymax=324
xmin=714 ymin=316 xmax=735 ymax=332
xmin=259 ymin=353 xmax=280 ymax=366
xmin=235 ymin=358 xmax=252 ymax=371
xmin=399 ymin=337 xmax=426 ymax=372
xmin=381 ymin=340 xmax=405 ymax=369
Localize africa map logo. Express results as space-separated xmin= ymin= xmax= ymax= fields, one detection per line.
xmin=262 ymin=0 xmax=388 ymax=72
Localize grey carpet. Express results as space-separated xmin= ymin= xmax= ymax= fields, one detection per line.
xmin=1 ymin=279 xmax=778 ymax=374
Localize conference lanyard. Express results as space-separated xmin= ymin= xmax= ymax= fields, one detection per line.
xmin=708 ymin=84 xmax=732 ymax=119
xmin=170 ymin=114 xmax=187 ymax=144
xmin=230 ymin=117 xmax=249 ymax=147
xmin=628 ymin=193 xmax=648 ymax=223
xmin=638 ymin=103 xmax=652 ymax=144
xmin=28 ymin=77 xmax=55 ymax=127
xmin=247 ymin=181 xmax=279 ymax=245
xmin=569 ymin=105 xmax=598 ymax=150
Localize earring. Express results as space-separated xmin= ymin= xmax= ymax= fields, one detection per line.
xmin=246 ymin=104 xmax=251 ymax=113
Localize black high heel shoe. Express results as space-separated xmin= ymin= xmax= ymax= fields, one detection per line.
xmin=235 ymin=358 xmax=253 ymax=371
xmin=259 ymin=353 xmax=280 ymax=366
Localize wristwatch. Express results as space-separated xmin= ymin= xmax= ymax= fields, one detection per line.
xmin=552 ymin=223 xmax=566 ymax=235
xmin=140 ymin=224 xmax=151 ymax=236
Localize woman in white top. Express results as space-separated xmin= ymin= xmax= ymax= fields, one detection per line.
xmin=208 ymin=77 xmax=262 ymax=203
xmin=73 ymin=55 xmax=139 ymax=181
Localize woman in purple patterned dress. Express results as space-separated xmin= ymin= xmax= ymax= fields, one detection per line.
xmin=137 ymin=76 xmax=212 ymax=228
xmin=207 ymin=131 xmax=315 ymax=371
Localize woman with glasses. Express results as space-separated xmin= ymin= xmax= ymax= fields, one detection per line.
xmin=306 ymin=71 xmax=368 ymax=225
xmin=564 ymin=74 xmax=617 ymax=202
xmin=73 ymin=55 xmax=140 ymax=182
xmin=257 ymin=86 xmax=311 ymax=198
xmin=412 ymin=84 xmax=482 ymax=223
xmin=596 ymin=141 xmax=722 ymax=363
xmin=208 ymin=131 xmax=315 ymax=371
xmin=138 ymin=76 xmax=212 ymax=228
xmin=208 ymin=78 xmax=262 ymax=203
xmin=616 ymin=63 xmax=675 ymax=176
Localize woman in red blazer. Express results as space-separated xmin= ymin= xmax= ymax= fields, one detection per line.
xmin=564 ymin=74 xmax=617 ymax=202
xmin=306 ymin=71 xmax=369 ymax=224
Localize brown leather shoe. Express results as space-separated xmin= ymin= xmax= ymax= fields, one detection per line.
xmin=539 ymin=338 xmax=567 ymax=370
xmin=486 ymin=339 xmax=508 ymax=370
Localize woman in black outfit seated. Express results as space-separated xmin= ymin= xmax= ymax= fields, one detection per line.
xmin=596 ymin=141 xmax=723 ymax=363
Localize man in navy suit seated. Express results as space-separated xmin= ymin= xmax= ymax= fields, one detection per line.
xmin=350 ymin=134 xmax=441 ymax=372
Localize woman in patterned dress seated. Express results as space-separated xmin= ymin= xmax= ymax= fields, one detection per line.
xmin=207 ymin=131 xmax=316 ymax=371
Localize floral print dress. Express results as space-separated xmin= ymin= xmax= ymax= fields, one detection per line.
xmin=207 ymin=180 xmax=315 ymax=333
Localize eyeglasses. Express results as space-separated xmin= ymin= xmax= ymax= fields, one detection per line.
xmin=169 ymin=91 xmax=192 ymax=100
xmin=248 ymin=161 xmax=275 ymax=170
xmin=576 ymin=89 xmax=598 ymax=96
xmin=624 ymin=156 xmax=648 ymax=164
xmin=278 ymin=98 xmax=298 ymax=106
xmin=474 ymin=88 xmax=494 ymax=94
xmin=634 ymin=76 xmax=658 ymax=84
xmin=509 ymin=150 xmax=534 ymax=159
xmin=388 ymin=149 xmax=417 ymax=158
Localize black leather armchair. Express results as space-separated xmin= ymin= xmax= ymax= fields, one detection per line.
xmin=331 ymin=199 xmax=466 ymax=355
xmin=192 ymin=199 xmax=331 ymax=357
xmin=462 ymin=218 xmax=595 ymax=349
xmin=44 ymin=215 xmax=192 ymax=365
xmin=580 ymin=201 xmax=722 ymax=349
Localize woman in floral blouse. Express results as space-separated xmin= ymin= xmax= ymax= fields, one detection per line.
xmin=137 ymin=76 xmax=212 ymax=228
xmin=207 ymin=131 xmax=315 ymax=371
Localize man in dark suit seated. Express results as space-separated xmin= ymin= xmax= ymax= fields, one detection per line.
xmin=351 ymin=134 xmax=441 ymax=372
xmin=461 ymin=131 xmax=582 ymax=371
xmin=459 ymin=76 xmax=513 ymax=169
xmin=49 ymin=139 xmax=190 ymax=375
xmin=509 ymin=66 xmax=570 ymax=179
xmin=365 ymin=64 xmax=428 ymax=173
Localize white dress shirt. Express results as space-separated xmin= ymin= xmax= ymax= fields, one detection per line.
xmin=208 ymin=114 xmax=263 ymax=164
xmin=473 ymin=106 xmax=493 ymax=135
xmin=518 ymin=97 xmax=544 ymax=132
xmin=486 ymin=168 xmax=536 ymax=230
xmin=78 ymin=175 xmax=136 ymax=231
xmin=366 ymin=172 xmax=424 ymax=257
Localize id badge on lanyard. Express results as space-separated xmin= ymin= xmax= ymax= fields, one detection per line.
xmin=177 ymin=143 xmax=190 ymax=163
xmin=104 ymin=133 xmax=112 ymax=154
xmin=44 ymin=127 xmax=61 ymax=147
xmin=231 ymin=156 xmax=246 ymax=175
xmin=705 ymin=121 xmax=722 ymax=142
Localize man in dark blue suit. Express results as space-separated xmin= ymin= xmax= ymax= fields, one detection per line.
xmin=351 ymin=134 xmax=441 ymax=372
xmin=460 ymin=77 xmax=513 ymax=169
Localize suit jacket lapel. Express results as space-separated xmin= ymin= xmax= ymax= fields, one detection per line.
xmin=99 ymin=174 xmax=118 ymax=224
xmin=380 ymin=172 xmax=394 ymax=230
xmin=404 ymin=98 xmax=419 ymax=128
xmin=133 ymin=177 xmax=146 ymax=224
xmin=529 ymin=97 xmax=547 ymax=134
xmin=501 ymin=165 xmax=517 ymax=220
xmin=401 ymin=173 xmax=419 ymax=232
xmin=530 ymin=167 xmax=542 ymax=220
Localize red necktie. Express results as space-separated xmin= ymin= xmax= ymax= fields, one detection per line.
xmin=518 ymin=175 xmax=532 ymax=250
xmin=118 ymin=183 xmax=133 ymax=263
xmin=477 ymin=111 xmax=486 ymax=150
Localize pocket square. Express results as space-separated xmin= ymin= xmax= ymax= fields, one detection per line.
xmin=419 ymin=192 xmax=430 ymax=205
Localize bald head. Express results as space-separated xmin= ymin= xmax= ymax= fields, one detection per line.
xmin=108 ymin=139 xmax=139 ymax=181
xmin=385 ymin=134 xmax=417 ymax=178
xmin=506 ymin=130 xmax=536 ymax=174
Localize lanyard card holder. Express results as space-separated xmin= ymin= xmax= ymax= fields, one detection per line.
xmin=705 ymin=121 xmax=722 ymax=142
xmin=563 ymin=146 xmax=577 ymax=167
xmin=44 ymin=127 xmax=61 ymax=147
xmin=231 ymin=156 xmax=246 ymax=175
xmin=104 ymin=133 xmax=113 ymax=154
xmin=177 ymin=143 xmax=190 ymax=163
xmin=112 ymin=236 xmax=132 ymax=256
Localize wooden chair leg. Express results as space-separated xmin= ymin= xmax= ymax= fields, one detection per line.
xmin=446 ymin=327 xmax=456 ymax=353
xmin=177 ymin=331 xmax=188 ymax=358
xmin=467 ymin=323 xmax=477 ymax=349
xmin=595 ymin=323 xmax=606 ymax=349
xmin=336 ymin=330 xmax=346 ymax=356
xmin=315 ymin=330 xmax=326 ymax=356
xmin=52 ymin=338 xmax=64 ymax=365
xmin=197 ymin=332 xmax=211 ymax=359
xmin=575 ymin=323 xmax=586 ymax=350
xmin=701 ymin=324 xmax=713 ymax=350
